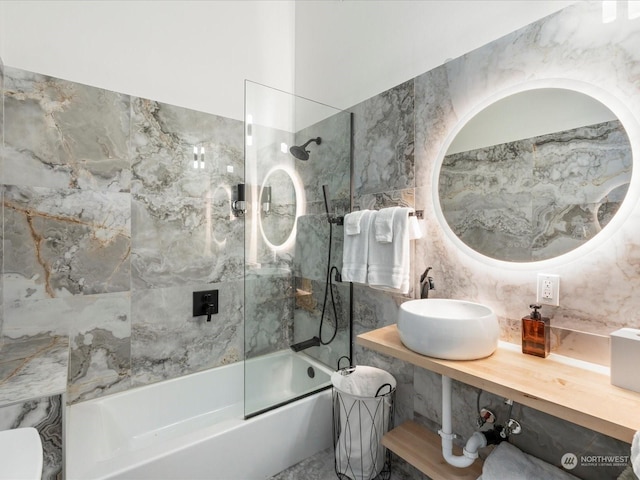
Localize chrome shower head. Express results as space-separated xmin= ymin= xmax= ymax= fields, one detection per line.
xmin=289 ymin=137 xmax=321 ymax=160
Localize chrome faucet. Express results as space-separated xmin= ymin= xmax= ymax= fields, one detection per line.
xmin=420 ymin=267 xmax=435 ymax=299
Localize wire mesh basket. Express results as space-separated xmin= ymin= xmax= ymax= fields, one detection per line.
xmin=332 ymin=366 xmax=396 ymax=480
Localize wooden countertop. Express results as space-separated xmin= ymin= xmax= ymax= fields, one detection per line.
xmin=357 ymin=324 xmax=640 ymax=443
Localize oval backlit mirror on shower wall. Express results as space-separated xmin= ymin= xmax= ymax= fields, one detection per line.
xmin=259 ymin=167 xmax=299 ymax=249
xmin=437 ymin=88 xmax=632 ymax=263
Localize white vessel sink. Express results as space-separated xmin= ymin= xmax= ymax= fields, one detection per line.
xmin=398 ymin=299 xmax=499 ymax=360
xmin=0 ymin=427 xmax=43 ymax=480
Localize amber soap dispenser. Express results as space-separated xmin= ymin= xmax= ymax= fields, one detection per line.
xmin=522 ymin=303 xmax=550 ymax=358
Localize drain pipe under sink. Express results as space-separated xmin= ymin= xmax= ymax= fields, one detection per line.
xmin=438 ymin=375 xmax=487 ymax=468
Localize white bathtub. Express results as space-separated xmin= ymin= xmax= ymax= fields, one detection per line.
xmin=66 ymin=350 xmax=333 ymax=480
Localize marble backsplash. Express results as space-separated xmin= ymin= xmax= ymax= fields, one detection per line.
xmin=412 ymin=1 xmax=640 ymax=338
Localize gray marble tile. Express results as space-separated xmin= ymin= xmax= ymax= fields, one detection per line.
xmin=245 ymin=269 xmax=294 ymax=358
xmin=131 ymin=191 xmax=243 ymax=290
xmin=2 ymin=296 xmax=69 ymax=350
xmin=295 ymin=109 xmax=352 ymax=212
xmin=352 ymin=283 xmax=405 ymax=335
xmin=130 ymin=280 xmax=243 ymax=387
xmin=353 ymin=79 xmax=415 ymax=197
xmin=293 ymin=278 xmax=351 ymax=370
xmin=0 ymin=394 xmax=63 ymax=480
xmin=0 ymin=65 xmax=3 ymax=349
xmin=130 ymin=98 xmax=243 ymax=198
xmin=269 ymin=448 xmax=336 ymax=480
xmin=0 ymin=335 xmax=68 ymax=405
xmin=413 ymin=63 xmax=455 ymax=190
xmin=352 ymin=284 xmax=415 ymax=426
xmin=294 ymin=214 xmax=343 ymax=283
xmin=270 ymin=447 xmax=425 ymax=480
xmin=355 ymin=188 xmax=415 ymax=213
xmin=3 ymin=185 xmax=131 ymax=300
xmin=411 ymin=0 xmax=640 ymax=341
xmin=129 ymin=98 xmax=245 ymax=292
xmin=3 ymin=67 xmax=131 ymax=192
xmin=66 ymin=292 xmax=131 ymax=404
xmin=269 ymin=448 xmax=337 ymax=480
xmin=0 ymin=191 xmax=3 ymax=348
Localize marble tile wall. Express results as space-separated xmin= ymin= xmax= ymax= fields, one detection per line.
xmin=350 ymin=3 xmax=638 ymax=479
xmin=0 ymin=59 xmax=3 ymax=353
xmin=0 ymin=394 xmax=63 ymax=480
xmin=413 ymin=1 xmax=640 ymax=338
xmin=350 ymin=79 xmax=418 ymax=430
xmin=0 ymin=65 xmax=245 ymax=416
xmin=244 ymin=124 xmax=297 ymax=359
xmin=245 ymin=270 xmax=293 ymax=359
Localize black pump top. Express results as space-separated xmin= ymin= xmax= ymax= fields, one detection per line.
xmin=529 ymin=303 xmax=542 ymax=319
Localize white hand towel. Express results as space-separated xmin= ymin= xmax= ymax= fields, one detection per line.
xmin=368 ymin=207 xmax=412 ymax=294
xmin=632 ymin=430 xmax=640 ymax=477
xmin=408 ymin=213 xmax=423 ymax=240
xmin=342 ymin=210 xmax=374 ymax=284
xmin=374 ymin=207 xmax=397 ymax=243
xmin=345 ymin=210 xmax=367 ymax=235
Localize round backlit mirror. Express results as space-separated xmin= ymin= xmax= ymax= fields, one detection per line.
xmin=259 ymin=167 xmax=298 ymax=249
xmin=438 ymin=88 xmax=632 ymax=262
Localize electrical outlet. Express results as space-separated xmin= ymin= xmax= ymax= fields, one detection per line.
xmin=537 ymin=274 xmax=560 ymax=306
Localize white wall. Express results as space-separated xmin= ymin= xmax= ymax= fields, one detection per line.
xmin=0 ymin=1 xmax=295 ymax=120
xmin=0 ymin=1 xmax=581 ymax=123
xmin=294 ymin=0 xmax=577 ymax=110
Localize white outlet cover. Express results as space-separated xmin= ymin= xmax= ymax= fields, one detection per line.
xmin=537 ymin=273 xmax=560 ymax=306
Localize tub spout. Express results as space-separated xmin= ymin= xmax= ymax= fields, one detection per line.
xmin=290 ymin=337 xmax=321 ymax=352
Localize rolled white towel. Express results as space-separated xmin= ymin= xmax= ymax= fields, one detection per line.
xmin=481 ymin=442 xmax=580 ymax=480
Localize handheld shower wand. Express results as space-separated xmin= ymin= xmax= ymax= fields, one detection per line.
xmin=322 ymin=184 xmax=344 ymax=225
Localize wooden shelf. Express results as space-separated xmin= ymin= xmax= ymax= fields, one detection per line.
xmin=357 ymin=324 xmax=640 ymax=443
xmin=383 ymin=421 xmax=483 ymax=480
